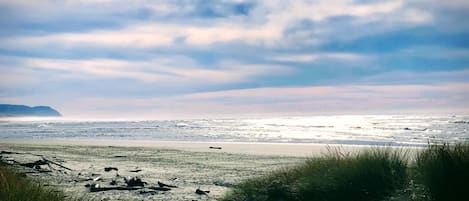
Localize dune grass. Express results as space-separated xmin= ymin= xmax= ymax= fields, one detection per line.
xmin=0 ymin=162 xmax=88 ymax=201
xmin=415 ymin=142 xmax=469 ymax=201
xmin=222 ymin=143 xmax=469 ymax=201
xmin=221 ymin=148 xmax=408 ymax=201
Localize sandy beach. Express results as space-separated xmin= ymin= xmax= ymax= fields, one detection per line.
xmin=0 ymin=140 xmax=421 ymax=200
xmin=0 ymin=140 xmax=318 ymax=200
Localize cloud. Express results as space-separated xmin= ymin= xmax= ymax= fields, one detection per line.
xmin=271 ymin=53 xmax=369 ymax=63
xmin=6 ymin=56 xmax=292 ymax=85
xmin=360 ymin=69 xmax=469 ymax=84
xmin=2 ymin=27 xmax=175 ymax=49
xmin=52 ymin=82 xmax=469 ymax=118
xmin=0 ymin=0 xmax=436 ymax=50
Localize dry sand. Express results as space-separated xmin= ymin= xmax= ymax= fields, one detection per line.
xmin=1 ymin=139 xmax=372 ymax=156
xmin=0 ymin=140 xmax=414 ymax=200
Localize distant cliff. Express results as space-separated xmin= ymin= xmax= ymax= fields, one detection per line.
xmin=0 ymin=104 xmax=62 ymax=117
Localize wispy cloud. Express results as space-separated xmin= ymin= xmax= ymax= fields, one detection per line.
xmin=3 ymin=56 xmax=292 ymax=85
xmin=271 ymin=53 xmax=369 ymax=63
xmin=52 ymin=83 xmax=469 ymax=118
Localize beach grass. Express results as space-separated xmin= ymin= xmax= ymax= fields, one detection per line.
xmin=221 ymin=147 xmax=408 ymax=201
xmin=0 ymin=162 xmax=88 ymax=201
xmin=415 ymin=142 xmax=469 ymax=201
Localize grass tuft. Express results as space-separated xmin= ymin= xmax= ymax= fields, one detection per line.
xmin=415 ymin=142 xmax=469 ymax=201
xmin=0 ymin=162 xmax=89 ymax=201
xmin=221 ymin=148 xmax=408 ymax=201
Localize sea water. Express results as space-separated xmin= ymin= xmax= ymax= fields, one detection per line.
xmin=1 ymin=115 xmax=468 ymax=146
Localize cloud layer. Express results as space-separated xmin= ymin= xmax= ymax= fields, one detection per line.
xmin=1 ymin=0 xmax=468 ymax=118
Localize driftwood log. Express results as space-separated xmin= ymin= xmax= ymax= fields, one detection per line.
xmin=125 ymin=177 xmax=147 ymax=187
xmin=148 ymin=186 xmax=172 ymax=191
xmin=195 ymin=188 xmax=210 ymax=195
xmin=0 ymin=150 xmax=73 ymax=172
xmin=158 ymin=181 xmax=177 ymax=188
xmin=89 ymin=185 xmax=142 ymax=192
xmin=104 ymin=167 xmax=118 ymax=172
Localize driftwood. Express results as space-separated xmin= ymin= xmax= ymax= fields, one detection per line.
xmin=148 ymin=186 xmax=172 ymax=191
xmin=195 ymin=188 xmax=210 ymax=195
xmin=93 ymin=176 xmax=102 ymax=182
xmin=0 ymin=151 xmax=73 ymax=172
xmin=139 ymin=190 xmax=157 ymax=194
xmin=209 ymin=146 xmax=222 ymax=150
xmin=158 ymin=181 xmax=177 ymax=188
xmin=87 ymin=183 xmax=172 ymax=193
xmin=89 ymin=185 xmax=142 ymax=192
xmin=74 ymin=178 xmax=93 ymax=182
xmin=41 ymin=157 xmax=73 ymax=171
xmin=125 ymin=177 xmax=147 ymax=187
xmin=129 ymin=169 xmax=142 ymax=173
xmin=0 ymin=150 xmax=15 ymax=154
xmin=213 ymin=180 xmax=234 ymax=187
xmin=104 ymin=167 xmax=118 ymax=172
xmin=25 ymin=169 xmax=53 ymax=173
xmin=110 ymin=180 xmax=118 ymax=185
xmin=21 ymin=160 xmax=48 ymax=168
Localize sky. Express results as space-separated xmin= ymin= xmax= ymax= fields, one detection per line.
xmin=0 ymin=0 xmax=468 ymax=118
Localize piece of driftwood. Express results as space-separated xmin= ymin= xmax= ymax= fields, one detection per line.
xmin=139 ymin=190 xmax=157 ymax=195
xmin=93 ymin=176 xmax=102 ymax=182
xmin=0 ymin=150 xmax=72 ymax=171
xmin=213 ymin=180 xmax=234 ymax=187
xmin=125 ymin=177 xmax=147 ymax=187
xmin=158 ymin=181 xmax=177 ymax=188
xmin=21 ymin=160 xmax=48 ymax=168
xmin=129 ymin=169 xmax=142 ymax=173
xmin=110 ymin=180 xmax=117 ymax=185
xmin=41 ymin=157 xmax=73 ymax=171
xmin=148 ymin=186 xmax=172 ymax=191
xmin=195 ymin=188 xmax=210 ymax=195
xmin=87 ymin=184 xmax=171 ymax=193
xmin=104 ymin=167 xmax=119 ymax=172
xmin=0 ymin=150 xmax=15 ymax=154
xmin=74 ymin=178 xmax=93 ymax=182
xmin=1 ymin=158 xmax=49 ymax=173
xmin=89 ymin=185 xmax=142 ymax=192
xmin=24 ymin=169 xmax=53 ymax=173
xmin=209 ymin=146 xmax=222 ymax=150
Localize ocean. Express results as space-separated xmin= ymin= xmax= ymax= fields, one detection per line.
xmin=1 ymin=115 xmax=468 ymax=146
